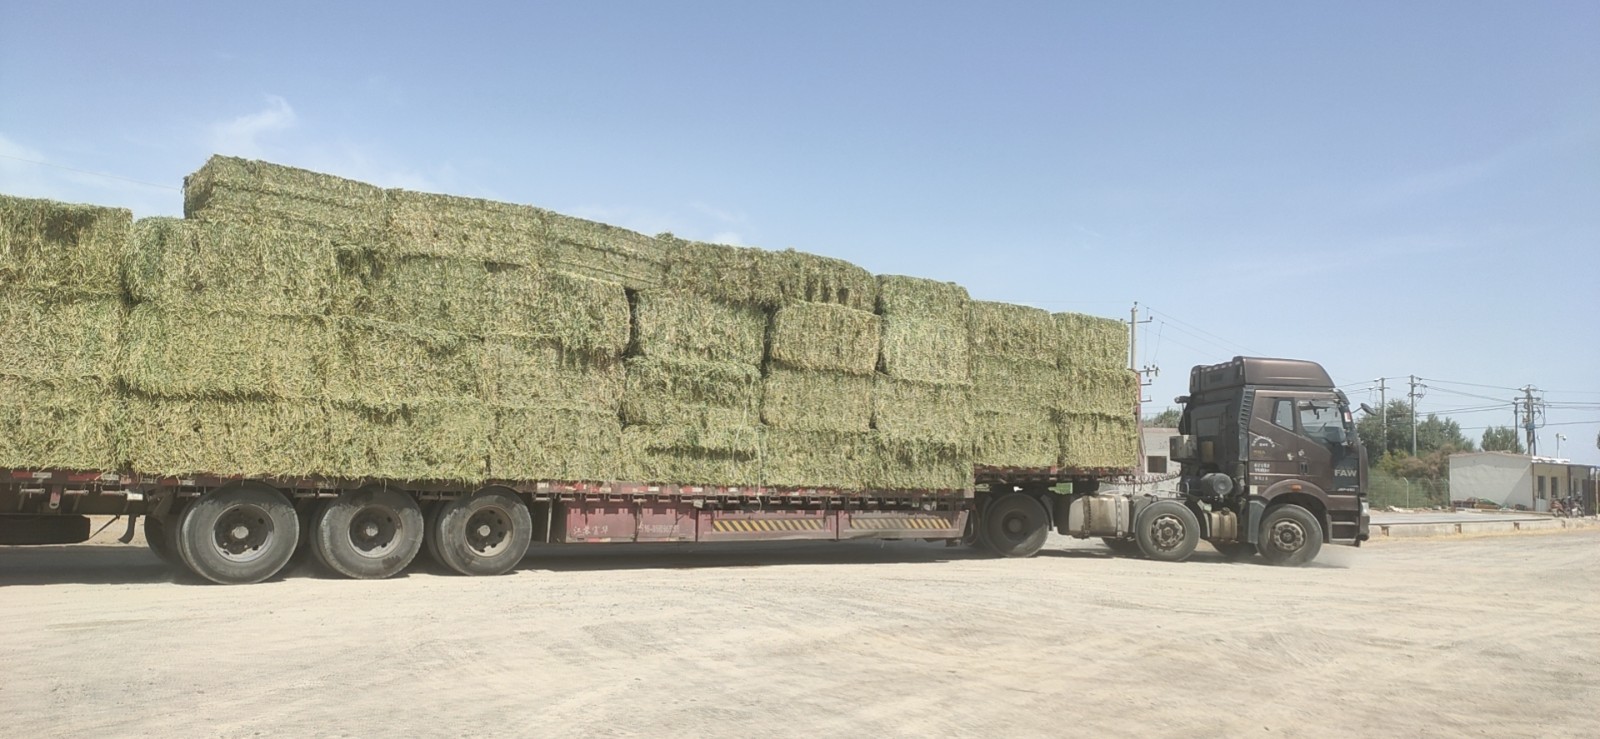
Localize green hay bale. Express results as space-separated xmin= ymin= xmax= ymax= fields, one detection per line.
xmin=0 ymin=195 xmax=130 ymax=297
xmin=969 ymin=301 xmax=1055 ymax=365
xmin=621 ymin=356 xmax=760 ymax=427
xmin=768 ymin=302 xmax=880 ymax=375
xmin=122 ymin=396 xmax=333 ymax=478
xmin=662 ymin=238 xmax=877 ymax=311
xmin=760 ymin=429 xmax=870 ymax=490
xmin=184 ymin=155 xmax=384 ymax=246
xmin=385 ymin=189 xmax=555 ymax=265
xmin=546 ymin=211 xmax=668 ymax=289
xmin=490 ymin=267 xmax=631 ymax=356
xmin=973 ymin=411 xmax=1058 ymax=469
xmin=631 ymin=289 xmax=767 ymax=365
xmin=1055 ymin=366 xmax=1138 ymax=417
xmin=866 ymin=434 xmax=972 ymax=492
xmin=1058 ymin=412 xmax=1139 ymax=470
xmin=336 ymin=254 xmax=490 ymax=333
xmin=125 ymin=217 xmax=338 ymax=315
xmin=871 ymin=376 xmax=971 ymax=446
xmin=876 ymin=275 xmax=971 ymax=384
xmin=325 ymin=400 xmax=491 ymax=483
xmin=0 ymin=291 xmax=121 ymax=382
xmin=1055 ymin=311 xmax=1128 ymax=370
xmin=120 ymin=306 xmax=327 ymax=400
xmin=0 ymin=378 xmax=121 ymax=470
xmin=620 ymin=424 xmax=763 ymax=487
xmin=491 ymin=404 xmax=622 ymax=482
xmin=324 ymin=318 xmax=482 ymax=406
xmin=483 ymin=336 xmax=624 ymax=411
xmin=970 ymin=355 xmax=1059 ymax=416
xmin=760 ymin=367 xmax=873 ymax=433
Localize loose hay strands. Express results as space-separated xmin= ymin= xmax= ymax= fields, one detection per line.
xmin=120 ymin=306 xmax=328 ymax=400
xmin=0 ymin=378 xmax=121 ymax=470
xmin=126 ymin=217 xmax=338 ymax=315
xmin=620 ymin=424 xmax=763 ymax=487
xmin=621 ymin=356 xmax=760 ymax=427
xmin=0 ymin=195 xmax=130 ymax=297
xmin=385 ymin=189 xmax=554 ymax=265
xmin=122 ymin=396 xmax=333 ymax=478
xmin=492 ymin=404 xmax=622 ymax=482
xmin=876 ymin=275 xmax=971 ymax=385
xmin=866 ymin=433 xmax=972 ymax=492
xmin=546 ymin=212 xmax=668 ymax=290
xmin=1055 ymin=311 xmax=1128 ymax=370
xmin=969 ymin=301 xmax=1056 ymax=365
xmin=184 ymin=156 xmax=384 ymax=246
xmin=973 ymin=412 xmax=1058 ymax=469
xmin=337 ymin=254 xmax=490 ymax=333
xmin=1058 ymin=412 xmax=1138 ymax=470
xmin=490 ymin=268 xmax=631 ymax=356
xmin=324 ymin=318 xmax=482 ymax=406
xmin=760 ymin=367 xmax=873 ymax=433
xmin=325 ymin=400 xmax=491 ymax=483
xmin=662 ymin=238 xmax=877 ymax=311
xmin=871 ymin=375 xmax=971 ymax=446
xmin=768 ymin=302 xmax=880 ymax=375
xmin=482 ymin=336 xmax=624 ymax=412
xmin=1055 ymin=366 xmax=1138 ymax=417
xmin=0 ymin=290 xmax=121 ymax=382
xmin=630 ymin=290 xmax=767 ymax=365
xmin=760 ymin=429 xmax=871 ymax=490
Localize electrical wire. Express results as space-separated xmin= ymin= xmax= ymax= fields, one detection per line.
xmin=0 ymin=153 xmax=180 ymax=191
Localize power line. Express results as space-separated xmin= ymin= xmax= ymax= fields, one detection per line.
xmin=0 ymin=153 xmax=181 ymax=192
xmin=1144 ymin=307 xmax=1262 ymax=357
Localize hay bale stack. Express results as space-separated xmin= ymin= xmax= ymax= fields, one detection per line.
xmin=1058 ymin=412 xmax=1139 ymax=470
xmin=184 ymin=156 xmax=384 ymax=246
xmin=868 ymin=275 xmax=974 ymax=490
xmin=662 ymin=238 xmax=879 ymax=312
xmin=385 ymin=189 xmax=553 ymax=266
xmin=121 ymin=306 xmax=329 ymax=400
xmin=876 ymin=276 xmax=970 ymax=385
xmin=631 ymin=290 xmax=766 ymax=365
xmin=621 ymin=357 xmax=759 ymax=427
xmin=125 ymin=218 xmax=339 ymax=314
xmin=0 ymin=196 xmax=127 ymax=470
xmin=969 ymin=301 xmax=1057 ymax=468
xmin=328 ymin=401 xmax=492 ymax=483
xmin=1052 ymin=312 xmax=1137 ymax=470
xmin=757 ymin=301 xmax=880 ymax=488
xmin=620 ymin=424 xmax=763 ymax=488
xmin=121 ymin=397 xmax=331 ymax=478
xmin=1055 ymin=311 xmax=1128 ymax=369
xmin=546 ymin=211 xmax=667 ymax=290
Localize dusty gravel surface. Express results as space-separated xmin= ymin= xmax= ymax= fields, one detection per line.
xmin=3 ymin=523 xmax=1597 ymax=738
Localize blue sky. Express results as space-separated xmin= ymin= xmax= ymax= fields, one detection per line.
xmin=3 ymin=1 xmax=1597 ymax=464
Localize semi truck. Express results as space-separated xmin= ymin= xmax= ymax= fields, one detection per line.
xmin=0 ymin=355 xmax=1369 ymax=584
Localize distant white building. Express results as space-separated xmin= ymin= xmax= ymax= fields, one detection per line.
xmin=1448 ymin=452 xmax=1598 ymax=512
xmin=1102 ymin=426 xmax=1181 ymax=494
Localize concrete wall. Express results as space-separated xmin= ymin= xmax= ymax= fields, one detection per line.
xmin=1449 ymin=453 xmax=1534 ymax=510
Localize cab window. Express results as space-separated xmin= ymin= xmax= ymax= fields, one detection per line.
xmin=1299 ymin=399 xmax=1341 ymax=442
xmin=1269 ymin=399 xmax=1295 ymax=430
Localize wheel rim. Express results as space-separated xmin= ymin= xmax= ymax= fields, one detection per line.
xmin=1267 ymin=519 xmax=1307 ymax=554
xmin=1147 ymin=514 xmax=1187 ymax=553
xmin=465 ymin=507 xmax=512 ymax=557
xmin=210 ymin=504 xmax=275 ymax=564
xmin=347 ymin=506 xmax=402 ymax=558
xmin=997 ymin=511 xmax=1029 ymax=543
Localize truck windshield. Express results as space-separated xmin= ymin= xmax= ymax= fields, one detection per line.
xmin=1298 ymin=400 xmax=1342 ymax=444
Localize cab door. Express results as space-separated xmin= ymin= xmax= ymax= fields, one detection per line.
xmin=1246 ymin=391 xmax=1341 ymax=489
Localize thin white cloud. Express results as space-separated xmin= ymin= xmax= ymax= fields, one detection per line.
xmin=710 ymin=231 xmax=746 ymax=245
xmin=209 ymin=95 xmax=297 ymax=158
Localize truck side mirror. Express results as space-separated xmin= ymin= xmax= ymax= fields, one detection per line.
xmin=1358 ymin=403 xmax=1375 ymax=415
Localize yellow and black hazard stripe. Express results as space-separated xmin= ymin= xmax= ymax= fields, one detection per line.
xmin=711 ymin=518 xmax=826 ymax=532
xmin=848 ymin=517 xmax=957 ymax=530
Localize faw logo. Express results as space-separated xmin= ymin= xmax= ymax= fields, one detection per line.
xmin=1334 ymin=468 xmax=1358 ymax=477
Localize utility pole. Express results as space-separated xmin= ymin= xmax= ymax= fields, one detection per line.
xmin=1522 ymin=385 xmax=1540 ymax=456
xmin=1128 ymin=303 xmax=1155 ymax=473
xmin=1376 ymin=378 xmax=1387 ymax=454
xmin=1408 ymin=375 xmax=1423 ymax=455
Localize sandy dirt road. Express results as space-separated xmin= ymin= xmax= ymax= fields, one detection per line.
xmin=3 ymin=525 xmax=1596 ymax=738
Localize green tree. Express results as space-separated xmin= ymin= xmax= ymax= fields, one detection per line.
xmin=1415 ymin=413 xmax=1474 ymax=454
xmin=1356 ymin=400 xmax=1414 ymax=460
xmin=1143 ymin=407 xmax=1181 ymax=427
xmin=1481 ymin=426 xmax=1525 ymax=454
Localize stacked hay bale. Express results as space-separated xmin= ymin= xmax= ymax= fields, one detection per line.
xmin=119 ymin=217 xmax=339 ymax=477
xmin=546 ymin=211 xmax=667 ymax=290
xmin=1054 ymin=312 xmax=1138 ymax=469
xmin=761 ymin=298 xmax=880 ymax=489
xmin=968 ymin=301 xmax=1060 ymax=469
xmin=0 ymin=196 xmax=128 ymax=470
xmin=870 ymin=276 xmax=974 ymax=490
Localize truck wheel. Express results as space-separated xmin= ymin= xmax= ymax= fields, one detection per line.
xmin=1134 ymin=500 xmax=1199 ymax=562
xmin=432 ymin=487 xmax=532 ymax=576
xmin=1257 ymin=504 xmax=1322 ymax=566
xmin=422 ymin=502 xmax=446 ymax=568
xmin=1211 ymin=541 xmax=1257 ymax=560
xmin=1101 ymin=537 xmax=1143 ymax=557
xmin=310 ymin=487 xmax=425 ymax=579
xmin=143 ymin=513 xmax=176 ymax=565
xmin=175 ymin=483 xmax=299 ymax=585
xmin=978 ymin=493 xmax=1050 ymax=558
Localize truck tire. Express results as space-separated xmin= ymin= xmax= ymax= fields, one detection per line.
xmin=432 ymin=487 xmax=532 ymax=576
xmin=174 ymin=483 xmax=299 ymax=585
xmin=143 ymin=513 xmax=176 ymax=564
xmin=422 ymin=501 xmax=445 ymax=568
xmin=310 ymin=487 xmax=425 ymax=580
xmin=1101 ymin=537 xmax=1143 ymax=557
xmin=1257 ymin=504 xmax=1322 ymax=567
xmin=1134 ymin=500 xmax=1199 ymax=562
xmin=978 ymin=493 xmax=1050 ymax=558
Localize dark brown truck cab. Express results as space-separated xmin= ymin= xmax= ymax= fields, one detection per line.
xmin=1170 ymin=357 xmax=1371 ymax=563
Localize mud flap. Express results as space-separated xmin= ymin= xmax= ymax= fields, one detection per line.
xmin=1244 ymin=498 xmax=1266 ymax=545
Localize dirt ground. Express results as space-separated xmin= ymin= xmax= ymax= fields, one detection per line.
xmin=2 ymin=522 xmax=1596 ymax=738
